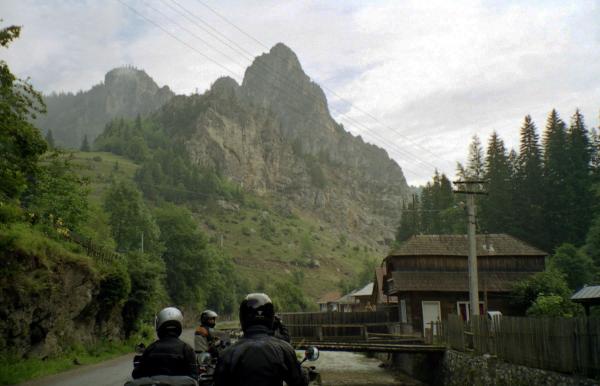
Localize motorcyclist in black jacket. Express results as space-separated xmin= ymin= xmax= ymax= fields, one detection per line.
xmin=132 ymin=307 xmax=197 ymax=379
xmin=214 ymin=293 xmax=308 ymax=386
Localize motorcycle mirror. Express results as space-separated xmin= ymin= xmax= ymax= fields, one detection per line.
xmin=135 ymin=343 xmax=146 ymax=354
xmin=304 ymin=346 xmax=319 ymax=362
xmin=197 ymin=352 xmax=212 ymax=364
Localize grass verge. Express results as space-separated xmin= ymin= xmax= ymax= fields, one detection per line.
xmin=0 ymin=335 xmax=151 ymax=386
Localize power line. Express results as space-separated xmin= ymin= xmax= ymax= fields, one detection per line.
xmin=117 ymin=0 xmax=239 ymax=77
xmin=166 ymin=0 xmax=442 ymax=172
xmin=155 ymin=1 xmax=440 ymax=174
xmin=143 ymin=0 xmax=250 ymax=71
xmin=119 ymin=1 xmax=434 ymax=178
xmin=192 ymin=0 xmax=450 ymax=168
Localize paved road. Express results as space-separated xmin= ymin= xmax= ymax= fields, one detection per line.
xmin=17 ymin=329 xmax=196 ymax=386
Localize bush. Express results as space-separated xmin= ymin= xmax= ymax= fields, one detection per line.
xmin=0 ymin=201 xmax=23 ymax=224
xmin=269 ymin=280 xmax=311 ymax=312
xmin=122 ymin=252 xmax=166 ymax=337
xmin=96 ymin=261 xmax=131 ymax=318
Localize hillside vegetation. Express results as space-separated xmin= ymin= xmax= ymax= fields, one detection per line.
xmin=69 ymin=150 xmax=379 ymax=303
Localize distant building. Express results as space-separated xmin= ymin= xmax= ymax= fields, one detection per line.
xmin=352 ymin=282 xmax=375 ymax=310
xmin=335 ymin=290 xmax=360 ymax=312
xmin=317 ymin=291 xmax=342 ymax=312
xmin=571 ymin=285 xmax=600 ymax=316
xmin=383 ymin=234 xmax=547 ymax=334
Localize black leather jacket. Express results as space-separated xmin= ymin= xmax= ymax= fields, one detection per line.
xmin=214 ymin=325 xmax=308 ymax=386
xmin=132 ymin=333 xmax=197 ymax=379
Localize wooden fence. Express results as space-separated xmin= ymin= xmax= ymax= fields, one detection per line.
xmin=437 ymin=315 xmax=600 ymax=378
xmin=280 ymin=309 xmax=402 ymax=341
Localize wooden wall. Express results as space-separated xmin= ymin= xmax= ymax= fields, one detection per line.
xmin=387 ymin=255 xmax=544 ymax=272
xmin=400 ymin=291 xmax=519 ymax=332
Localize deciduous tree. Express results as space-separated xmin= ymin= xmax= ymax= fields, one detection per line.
xmin=0 ymin=24 xmax=47 ymax=200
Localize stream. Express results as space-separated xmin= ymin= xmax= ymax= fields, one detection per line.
xmin=314 ymin=351 xmax=425 ymax=386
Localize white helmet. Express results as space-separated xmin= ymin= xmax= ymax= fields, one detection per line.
xmin=155 ymin=307 xmax=184 ymax=338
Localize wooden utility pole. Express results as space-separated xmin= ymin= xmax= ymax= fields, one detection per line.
xmin=454 ymin=180 xmax=488 ymax=317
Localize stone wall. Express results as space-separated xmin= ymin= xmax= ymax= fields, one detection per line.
xmin=442 ymin=349 xmax=599 ymax=386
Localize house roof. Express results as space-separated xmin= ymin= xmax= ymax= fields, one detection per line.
xmin=571 ymin=285 xmax=600 ymax=301
xmin=353 ymin=282 xmax=374 ymax=297
xmin=317 ymin=291 xmax=342 ymax=304
xmin=388 ymin=271 xmax=535 ymax=293
xmin=336 ymin=291 xmax=359 ymax=304
xmin=388 ymin=234 xmax=547 ymax=258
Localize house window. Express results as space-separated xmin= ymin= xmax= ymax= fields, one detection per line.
xmin=457 ymin=301 xmax=485 ymax=321
xmin=400 ymin=299 xmax=408 ymax=323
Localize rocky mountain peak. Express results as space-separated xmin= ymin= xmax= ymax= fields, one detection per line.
xmin=210 ymin=76 xmax=240 ymax=98
xmin=103 ymin=66 xmax=172 ymax=98
xmin=241 ymin=44 xmax=331 ymax=141
xmin=268 ymin=42 xmax=303 ymax=72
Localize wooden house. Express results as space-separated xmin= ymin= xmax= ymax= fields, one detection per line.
xmin=335 ymin=291 xmax=360 ymax=312
xmin=383 ymin=234 xmax=547 ymax=333
xmin=352 ymin=282 xmax=375 ymax=310
xmin=317 ymin=291 xmax=342 ymax=312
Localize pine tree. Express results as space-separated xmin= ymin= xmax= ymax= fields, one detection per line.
xmin=44 ymin=129 xmax=55 ymax=149
xmin=420 ymin=176 xmax=436 ymax=234
xmin=436 ymin=173 xmax=454 ymax=209
xmin=480 ymin=132 xmax=513 ymax=234
xmin=541 ymin=109 xmax=569 ymax=250
xmin=80 ymin=134 xmax=90 ymax=152
xmin=396 ymin=194 xmax=420 ymax=243
xmin=466 ymin=135 xmax=485 ymax=179
xmin=591 ymin=127 xmax=600 ymax=182
xmin=564 ymin=109 xmax=593 ymax=246
xmin=419 ymin=171 xmax=457 ymax=234
xmin=514 ymin=115 xmax=545 ymax=248
xmin=135 ymin=113 xmax=142 ymax=131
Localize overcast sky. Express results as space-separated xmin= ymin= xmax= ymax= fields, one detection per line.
xmin=2 ymin=0 xmax=600 ymax=185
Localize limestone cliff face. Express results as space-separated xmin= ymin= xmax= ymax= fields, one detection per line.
xmin=37 ymin=67 xmax=174 ymax=148
xmin=159 ymin=44 xmax=410 ymax=243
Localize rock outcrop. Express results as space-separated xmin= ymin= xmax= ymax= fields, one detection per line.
xmin=0 ymin=245 xmax=123 ymax=358
xmin=158 ymin=43 xmax=410 ymax=243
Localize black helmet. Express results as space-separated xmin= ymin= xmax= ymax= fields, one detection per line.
xmin=200 ymin=309 xmax=218 ymax=328
xmin=155 ymin=307 xmax=183 ymax=339
xmin=239 ymin=293 xmax=275 ymax=331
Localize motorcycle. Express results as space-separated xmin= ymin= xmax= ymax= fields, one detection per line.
xmin=124 ymin=343 xmax=199 ymax=386
xmin=301 ymin=346 xmax=322 ymax=386
xmin=195 ymin=352 xmax=216 ymax=386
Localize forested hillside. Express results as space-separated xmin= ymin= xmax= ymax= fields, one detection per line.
xmin=36 ymin=67 xmax=174 ymax=149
